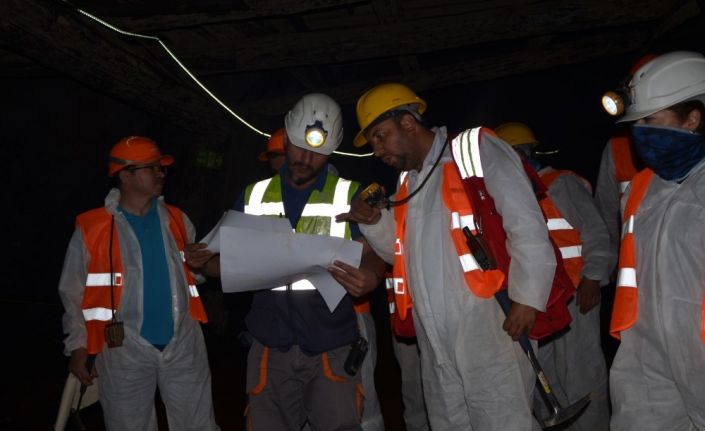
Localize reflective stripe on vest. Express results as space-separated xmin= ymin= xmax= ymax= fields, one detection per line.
xmin=385 ymin=277 xmax=397 ymax=314
xmin=82 ymin=307 xmax=115 ymax=321
xmin=77 ymin=204 xmax=207 ymax=354
xmin=451 ymin=127 xmax=484 ymax=179
xmin=244 ymin=173 xmax=357 ymax=291
xmin=392 ymin=174 xmax=413 ymax=320
xmin=245 ymin=175 xmax=354 ymax=238
xmin=610 ymin=169 xmax=652 ymax=340
xmin=391 ymin=127 xmax=505 ymax=322
xmin=85 ymin=272 xmax=123 ymax=287
xmin=447 ymin=128 xmax=505 ymax=296
xmin=539 ymin=170 xmax=586 ymax=287
xmin=271 ymin=280 xmax=316 ymax=291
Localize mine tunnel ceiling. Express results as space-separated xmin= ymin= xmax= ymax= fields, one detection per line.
xmin=1 ymin=0 xmax=702 ymax=141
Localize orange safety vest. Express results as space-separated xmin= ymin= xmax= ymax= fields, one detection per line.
xmin=76 ymin=204 xmax=208 ymax=354
xmin=539 ymin=171 xmax=588 ymax=287
xmin=390 ymin=129 xmax=506 ymax=321
xmin=610 ymin=134 xmax=640 ymax=196
xmin=610 ymin=169 xmax=705 ymax=344
xmin=353 ymin=298 xmax=371 ymax=314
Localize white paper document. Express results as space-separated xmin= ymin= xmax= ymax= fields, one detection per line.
xmin=199 ymin=210 xmax=292 ymax=253
xmin=202 ymin=211 xmax=362 ymax=312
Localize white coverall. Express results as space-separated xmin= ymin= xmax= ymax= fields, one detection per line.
xmin=392 ymin=336 xmax=429 ymax=431
xmin=610 ymin=161 xmax=705 ymax=431
xmin=594 ymin=141 xmax=623 ymax=272
xmin=534 ymin=167 xmax=612 ymax=431
xmin=58 ymin=189 xmax=219 ymax=431
xmin=357 ymin=310 xmax=384 ymax=431
xmin=361 ymin=127 xmax=555 ymax=430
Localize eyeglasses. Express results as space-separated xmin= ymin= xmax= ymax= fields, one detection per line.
xmin=125 ymin=164 xmax=167 ymax=174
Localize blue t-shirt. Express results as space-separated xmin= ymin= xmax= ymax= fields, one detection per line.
xmin=120 ymin=200 xmax=174 ymax=347
xmin=234 ymin=165 xmax=362 ymax=354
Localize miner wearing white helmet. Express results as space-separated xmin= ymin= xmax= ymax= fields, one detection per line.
xmin=186 ymin=93 xmax=386 ymax=430
xmin=607 ymin=51 xmax=705 ymax=431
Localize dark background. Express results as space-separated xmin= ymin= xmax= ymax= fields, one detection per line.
xmin=3 ymin=1 xmax=705 ymax=429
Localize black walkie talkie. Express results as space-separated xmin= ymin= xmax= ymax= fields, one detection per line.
xmin=344 ymin=337 xmax=369 ymax=376
xmin=462 ymin=226 xmax=497 ymax=271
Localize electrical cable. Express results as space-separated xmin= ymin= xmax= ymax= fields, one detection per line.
xmin=59 ymin=0 xmax=374 ymax=157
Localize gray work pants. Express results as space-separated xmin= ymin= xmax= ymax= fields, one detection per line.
xmin=246 ymin=340 xmax=362 ymax=431
xmin=392 ymin=335 xmax=429 ymax=431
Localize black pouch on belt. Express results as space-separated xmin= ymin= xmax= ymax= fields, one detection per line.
xmin=344 ymin=337 xmax=369 ymax=376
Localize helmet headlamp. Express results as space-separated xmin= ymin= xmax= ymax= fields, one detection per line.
xmin=601 ymin=90 xmax=627 ymax=116
xmin=305 ymin=120 xmax=328 ymax=148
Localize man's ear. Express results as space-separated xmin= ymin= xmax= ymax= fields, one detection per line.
xmin=684 ymin=109 xmax=701 ymax=132
xmin=398 ymin=112 xmax=417 ymax=133
xmin=117 ymin=169 xmax=130 ymax=184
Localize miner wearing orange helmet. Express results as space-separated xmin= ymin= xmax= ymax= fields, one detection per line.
xmin=258 ymin=128 xmax=286 ymax=172
xmin=58 ymin=136 xmax=219 ymax=431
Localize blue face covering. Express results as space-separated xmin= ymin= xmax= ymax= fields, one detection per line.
xmin=632 ymin=124 xmax=705 ymax=181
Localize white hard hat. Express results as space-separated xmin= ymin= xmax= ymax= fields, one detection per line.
xmin=285 ymin=93 xmax=343 ymax=155
xmin=619 ymin=51 xmax=705 ymax=123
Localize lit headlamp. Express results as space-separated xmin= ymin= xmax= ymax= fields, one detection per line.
xmin=601 ymin=75 xmax=634 ymax=117
xmin=601 ymin=90 xmax=627 ymax=116
xmin=305 ymin=120 xmax=328 ymax=148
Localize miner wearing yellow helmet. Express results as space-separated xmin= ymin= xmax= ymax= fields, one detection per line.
xmin=341 ymin=83 xmax=556 ymax=430
xmin=496 ymin=122 xmax=612 ymax=431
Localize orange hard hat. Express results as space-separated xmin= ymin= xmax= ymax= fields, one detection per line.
xmin=108 ymin=136 xmax=174 ymax=176
xmin=258 ymin=128 xmax=286 ymax=161
xmin=629 ymin=53 xmax=659 ymax=75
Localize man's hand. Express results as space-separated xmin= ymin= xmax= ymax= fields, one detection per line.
xmin=69 ymin=348 xmax=96 ymax=386
xmin=336 ymin=195 xmax=382 ymax=225
xmin=576 ymin=278 xmax=601 ymax=314
xmin=184 ymin=243 xmax=215 ymax=270
xmin=502 ymin=302 xmax=538 ymax=341
xmin=328 ymin=260 xmax=381 ymax=298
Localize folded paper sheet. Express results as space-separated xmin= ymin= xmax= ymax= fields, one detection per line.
xmin=200 ymin=211 xmax=362 ymax=312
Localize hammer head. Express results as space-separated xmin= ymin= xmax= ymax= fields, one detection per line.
xmin=540 ymin=393 xmax=591 ymax=429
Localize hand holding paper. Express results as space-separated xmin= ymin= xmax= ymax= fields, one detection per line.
xmin=205 ymin=211 xmax=363 ymax=312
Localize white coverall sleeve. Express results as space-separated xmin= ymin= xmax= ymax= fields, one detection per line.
xmin=183 ymin=212 xmax=206 ymax=285
xmin=593 ymin=142 xmax=620 ymax=272
xmin=57 ymin=228 xmax=89 ymax=356
xmin=359 ymin=208 xmax=396 ymax=265
xmin=480 ymin=134 xmax=555 ymax=311
xmin=548 ymin=174 xmax=613 ymax=285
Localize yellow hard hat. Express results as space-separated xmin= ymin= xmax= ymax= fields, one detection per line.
xmin=354 ymin=83 xmax=427 ymax=147
xmin=494 ymin=122 xmax=539 ymax=147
